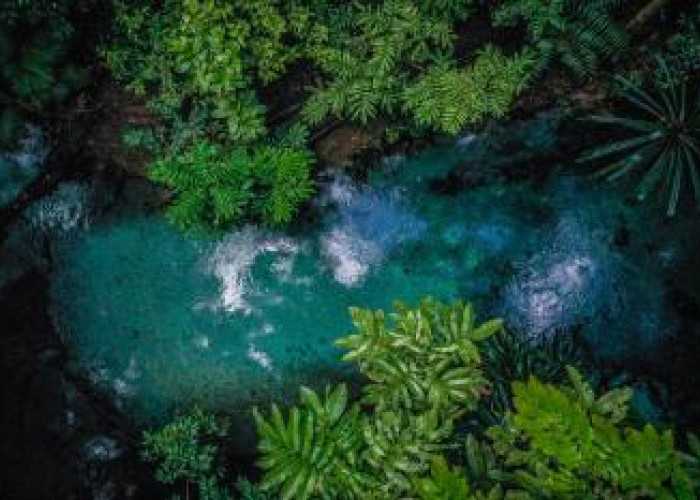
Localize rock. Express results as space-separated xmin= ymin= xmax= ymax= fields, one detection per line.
xmin=315 ymin=123 xmax=383 ymax=167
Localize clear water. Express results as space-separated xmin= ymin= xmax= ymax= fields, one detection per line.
xmin=5 ymin=114 xmax=692 ymax=425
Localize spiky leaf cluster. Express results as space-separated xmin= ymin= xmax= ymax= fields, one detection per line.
xmin=338 ymin=298 xmax=502 ymax=418
xmin=253 ymin=385 xmax=369 ymax=500
xmin=579 ymin=58 xmax=700 ymax=216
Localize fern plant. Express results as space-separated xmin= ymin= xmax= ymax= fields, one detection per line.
xmin=149 ymin=141 xmax=313 ymax=230
xmin=403 ymin=46 xmax=534 ymax=134
xmin=578 ymin=59 xmax=700 ymax=216
xmin=493 ymin=0 xmax=627 ymax=77
xmin=487 ymin=367 xmax=693 ymax=498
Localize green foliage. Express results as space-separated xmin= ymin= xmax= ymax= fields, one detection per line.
xmin=579 ymin=59 xmax=700 ymax=216
xmin=236 ymin=478 xmax=273 ymax=500
xmin=149 ymin=141 xmax=313 ymax=230
xmin=411 ymin=456 xmax=471 ymax=499
xmin=487 ymin=367 xmax=692 ymax=498
xmin=0 ymin=0 xmax=91 ymax=146
xmin=338 ymin=298 xmax=501 ymax=418
xmin=493 ymin=0 xmax=627 ymax=77
xmin=104 ymin=0 xmax=544 ymax=229
xmin=403 ymin=46 xmax=534 ymax=134
xmin=301 ymin=0 xmax=454 ymax=127
xmin=147 ymin=298 xmax=700 ymax=499
xmin=141 ymin=408 xmax=230 ymax=500
xmin=255 ymin=299 xmax=500 ymax=499
xmin=253 ymin=384 xmax=368 ymax=500
xmin=480 ymin=329 xmax=588 ymax=422
xmin=105 ymin=0 xmax=312 ymax=143
xmin=657 ymin=5 xmax=700 ymax=86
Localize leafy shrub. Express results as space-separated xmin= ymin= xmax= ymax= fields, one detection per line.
xmin=253 ymin=384 xmax=368 ymax=500
xmin=493 ymin=0 xmax=627 ymax=77
xmin=579 ymin=59 xmax=700 ymax=216
xmin=0 ymin=0 xmax=92 ymax=146
xmin=300 ymin=0 xmax=454 ymax=127
xmin=402 ymin=46 xmax=534 ymax=134
xmin=254 ymin=299 xmax=500 ymax=499
xmin=149 ymin=141 xmax=314 ymax=230
xmin=487 ymin=367 xmax=693 ymax=497
xmin=653 ymin=5 xmax=700 ymax=87
xmin=141 ymin=408 xmax=230 ymax=500
xmin=104 ymin=0 xmax=314 ymax=143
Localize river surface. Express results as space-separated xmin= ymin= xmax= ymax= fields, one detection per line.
xmin=2 ymin=113 xmax=698 ymax=426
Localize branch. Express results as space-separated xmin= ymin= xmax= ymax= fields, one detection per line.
xmin=626 ymin=0 xmax=673 ymax=34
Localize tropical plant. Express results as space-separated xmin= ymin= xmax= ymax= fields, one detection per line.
xmin=0 ymin=0 xmax=93 ymax=146
xmin=411 ymin=456 xmax=472 ymax=499
xmin=493 ymin=0 xmax=627 ymax=77
xmin=300 ymin=0 xmax=455 ymax=128
xmin=487 ymin=366 xmax=693 ymax=498
xmin=578 ymin=58 xmax=700 ymax=216
xmin=338 ymin=298 xmax=502 ymax=418
xmin=148 ymin=141 xmax=313 ymax=230
xmin=141 ymin=408 xmax=231 ymax=500
xmin=254 ymin=299 xmax=500 ymax=499
xmin=146 ymin=298 xmax=700 ymax=499
xmin=403 ymin=46 xmax=534 ymax=134
xmin=253 ymin=384 xmax=369 ymax=500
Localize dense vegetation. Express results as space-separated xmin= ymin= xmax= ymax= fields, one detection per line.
xmin=3 ymin=1 xmax=700 ymax=498
xmin=0 ymin=0 xmax=98 ymax=146
xmin=143 ymin=299 xmax=700 ymax=499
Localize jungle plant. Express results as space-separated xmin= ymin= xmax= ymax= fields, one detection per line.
xmin=300 ymin=0 xmax=455 ymax=128
xmin=479 ymin=328 xmax=589 ymax=422
xmin=148 ymin=141 xmax=313 ymax=230
xmin=0 ymin=0 xmax=93 ymax=146
xmin=141 ymin=408 xmax=230 ymax=500
xmin=253 ymin=384 xmax=369 ymax=500
xmin=578 ymin=59 xmax=700 ymax=216
xmin=411 ymin=456 xmax=471 ymax=499
xmin=338 ymin=298 xmax=502 ymax=418
xmin=254 ymin=299 xmax=501 ymax=499
xmin=493 ymin=0 xmax=627 ymax=77
xmin=402 ymin=46 xmax=535 ymax=134
xmin=487 ymin=366 xmax=693 ymax=498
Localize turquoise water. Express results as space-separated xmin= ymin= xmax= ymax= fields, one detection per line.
xmin=12 ymin=116 xmax=685 ymax=425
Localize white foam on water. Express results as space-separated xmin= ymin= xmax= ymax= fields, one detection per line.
xmin=247 ymin=344 xmax=273 ymax=371
xmin=321 ymin=227 xmax=380 ymax=286
xmin=320 ymin=172 xmax=426 ymax=287
xmin=0 ymin=125 xmax=45 ymax=206
xmin=28 ymin=182 xmax=90 ymax=232
xmin=206 ymin=227 xmax=300 ymax=313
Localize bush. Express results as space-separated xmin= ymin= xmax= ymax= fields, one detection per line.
xmin=493 ymin=0 xmax=627 ymax=77
xmin=0 ymin=0 xmax=93 ymax=146
xmin=402 ymin=46 xmax=535 ymax=134
xmin=149 ymin=141 xmax=314 ymax=231
xmin=579 ymin=58 xmax=700 ymax=216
